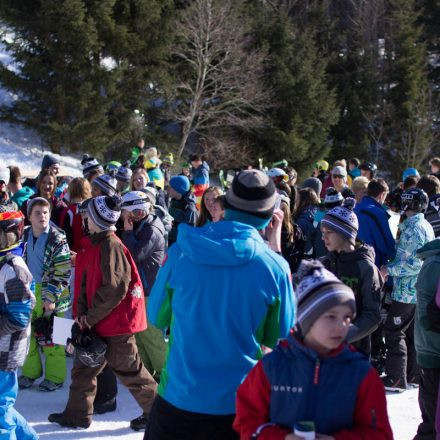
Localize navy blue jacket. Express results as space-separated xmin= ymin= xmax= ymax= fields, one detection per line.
xmin=355 ymin=196 xmax=395 ymax=268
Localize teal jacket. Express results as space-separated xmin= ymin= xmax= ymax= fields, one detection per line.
xmin=388 ymin=214 xmax=435 ymax=304
xmin=148 ymin=220 xmax=296 ymax=415
xmin=415 ymin=239 xmax=440 ymax=368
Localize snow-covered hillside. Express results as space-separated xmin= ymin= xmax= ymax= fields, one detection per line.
xmin=0 ymin=41 xmax=81 ymax=177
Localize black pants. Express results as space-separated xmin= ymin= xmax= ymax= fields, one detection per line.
xmin=414 ymin=367 xmax=440 ymax=440
xmin=384 ymin=300 xmax=418 ymax=387
xmin=146 ymin=395 xmax=239 ymax=440
xmin=95 ymin=364 xmax=118 ymax=405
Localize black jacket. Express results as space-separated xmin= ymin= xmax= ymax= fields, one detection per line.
xmin=321 ymin=242 xmax=383 ymax=354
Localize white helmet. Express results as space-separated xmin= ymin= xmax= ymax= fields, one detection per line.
xmin=121 ymin=191 xmax=151 ymax=212
xmin=267 ymin=168 xmax=288 ymax=181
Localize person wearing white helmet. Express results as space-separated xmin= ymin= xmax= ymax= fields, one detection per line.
xmin=267 ymin=167 xmax=288 ymax=186
xmin=121 ymin=191 xmax=167 ymax=397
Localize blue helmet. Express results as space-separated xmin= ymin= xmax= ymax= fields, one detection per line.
xmin=402 ymin=168 xmax=420 ymax=181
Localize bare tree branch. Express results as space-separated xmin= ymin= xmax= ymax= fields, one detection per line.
xmin=166 ymin=0 xmax=271 ymax=157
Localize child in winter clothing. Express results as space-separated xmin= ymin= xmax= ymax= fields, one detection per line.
xmin=413 ymin=240 xmax=440 ymax=439
xmin=48 ymin=195 xmax=157 ymax=431
xmin=311 ymin=187 xmax=344 ymax=259
xmin=381 ymin=188 xmax=435 ymax=392
xmin=20 ymin=197 xmax=71 ymax=392
xmin=234 ymin=260 xmax=393 ymax=440
xmin=121 ymin=191 xmax=167 ymax=381
xmin=320 ymin=198 xmax=382 ymax=355
xmin=0 ymin=209 xmax=38 ymax=439
xmin=167 ymin=175 xmax=198 ymax=246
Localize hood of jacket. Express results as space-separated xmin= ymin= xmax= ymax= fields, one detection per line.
xmin=417 ymin=238 xmax=440 ymax=260
xmin=327 ymin=241 xmax=376 ymax=265
xmin=136 ymin=213 xmax=165 ymax=236
xmin=176 ymin=220 xmax=270 ymax=267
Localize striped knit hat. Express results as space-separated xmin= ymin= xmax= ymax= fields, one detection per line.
xmin=92 ymin=173 xmax=117 ymax=197
xmin=224 ymin=170 xmax=277 ymax=230
xmin=87 ymin=195 xmax=121 ymax=230
xmin=116 ymin=161 xmax=133 ymax=183
xmin=321 ymin=198 xmax=358 ymax=244
xmin=324 ymin=187 xmax=343 ymax=210
xmin=82 ymin=154 xmax=103 ymax=178
xmin=296 ymin=260 xmax=356 ymax=336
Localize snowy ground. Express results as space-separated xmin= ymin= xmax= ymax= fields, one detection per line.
xmin=14 ymin=357 xmax=421 ymax=439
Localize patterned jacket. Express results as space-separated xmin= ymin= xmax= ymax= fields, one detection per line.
xmin=0 ymin=255 xmax=35 ymax=371
xmin=388 ymin=213 xmax=435 ymax=304
xmin=23 ymin=226 xmax=71 ymax=312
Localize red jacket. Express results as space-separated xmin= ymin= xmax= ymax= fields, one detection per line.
xmin=77 ymin=231 xmax=146 ymax=337
xmin=233 ymin=336 xmax=393 ymax=439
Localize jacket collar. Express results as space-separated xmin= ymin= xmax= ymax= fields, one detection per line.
xmin=90 ymin=230 xmax=114 ymax=245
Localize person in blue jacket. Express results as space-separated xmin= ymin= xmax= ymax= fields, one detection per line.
xmin=355 ymin=178 xmax=395 ymax=268
xmin=146 ymin=170 xmax=296 ymax=440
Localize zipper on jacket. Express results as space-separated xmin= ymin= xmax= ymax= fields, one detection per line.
xmin=313 ymin=358 xmax=321 ymax=385
xmin=371 ymin=409 xmax=376 ymax=430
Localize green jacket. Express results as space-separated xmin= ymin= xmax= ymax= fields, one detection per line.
xmin=415 ymin=239 xmax=440 ymax=368
xmin=23 ymin=225 xmax=71 ymax=312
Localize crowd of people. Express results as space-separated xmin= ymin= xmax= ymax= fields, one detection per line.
xmin=1 ymin=144 xmax=440 ymax=439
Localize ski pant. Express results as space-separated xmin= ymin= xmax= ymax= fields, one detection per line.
xmin=146 ymin=395 xmax=238 ymax=440
xmin=21 ymin=284 xmax=66 ymax=384
xmin=384 ymin=300 xmax=418 ymax=387
xmin=135 ymin=298 xmax=168 ymax=381
xmin=95 ymin=364 xmax=118 ymax=405
xmin=0 ymin=370 xmax=38 ymax=440
xmin=414 ymin=367 xmax=440 ymax=440
xmin=61 ymin=333 xmax=157 ymax=426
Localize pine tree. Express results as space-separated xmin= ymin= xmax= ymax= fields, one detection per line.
xmin=382 ymin=0 xmax=432 ymax=178
xmin=249 ymin=3 xmax=339 ymax=176
xmin=0 ymin=0 xmax=174 ymax=157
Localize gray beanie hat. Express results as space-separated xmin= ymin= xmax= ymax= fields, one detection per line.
xmin=302 ymin=177 xmax=322 ymax=198
xmin=296 ymin=260 xmax=356 ymax=336
xmin=92 ymin=173 xmax=117 ymax=197
xmin=321 ymin=198 xmax=359 ymax=244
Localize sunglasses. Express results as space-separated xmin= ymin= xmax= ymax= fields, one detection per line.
xmin=332 ymin=174 xmax=345 ymax=179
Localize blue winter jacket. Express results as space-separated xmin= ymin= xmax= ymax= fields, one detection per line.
xmin=263 ymin=334 xmax=371 ymax=433
xmin=148 ymin=220 xmax=296 ymax=415
xmin=355 ymin=196 xmax=396 ymax=268
xmin=296 ymin=205 xmax=318 ymax=256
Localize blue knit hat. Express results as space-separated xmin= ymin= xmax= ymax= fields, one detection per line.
xmin=170 ymin=175 xmax=190 ymax=195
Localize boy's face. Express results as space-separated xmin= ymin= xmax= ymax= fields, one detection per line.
xmin=304 ymin=304 xmax=353 ymax=355
xmin=168 ymin=186 xmax=181 ymax=200
xmin=321 ymin=225 xmax=346 ymax=252
xmin=29 ymin=205 xmax=50 ymax=231
xmin=431 ymin=164 xmax=440 ymax=174
xmin=91 ymin=184 xmax=103 ymax=198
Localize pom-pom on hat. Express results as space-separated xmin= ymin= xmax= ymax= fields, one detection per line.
xmin=321 ymin=198 xmax=359 ymax=244
xmin=324 ymin=187 xmax=343 ymax=209
xmin=86 ymin=195 xmax=121 ymax=230
xmin=116 ymin=161 xmax=133 ymax=183
xmin=224 ymin=169 xmax=277 ymax=230
xmin=82 ymin=154 xmax=103 ymax=178
xmin=296 ymin=260 xmax=356 ymax=336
